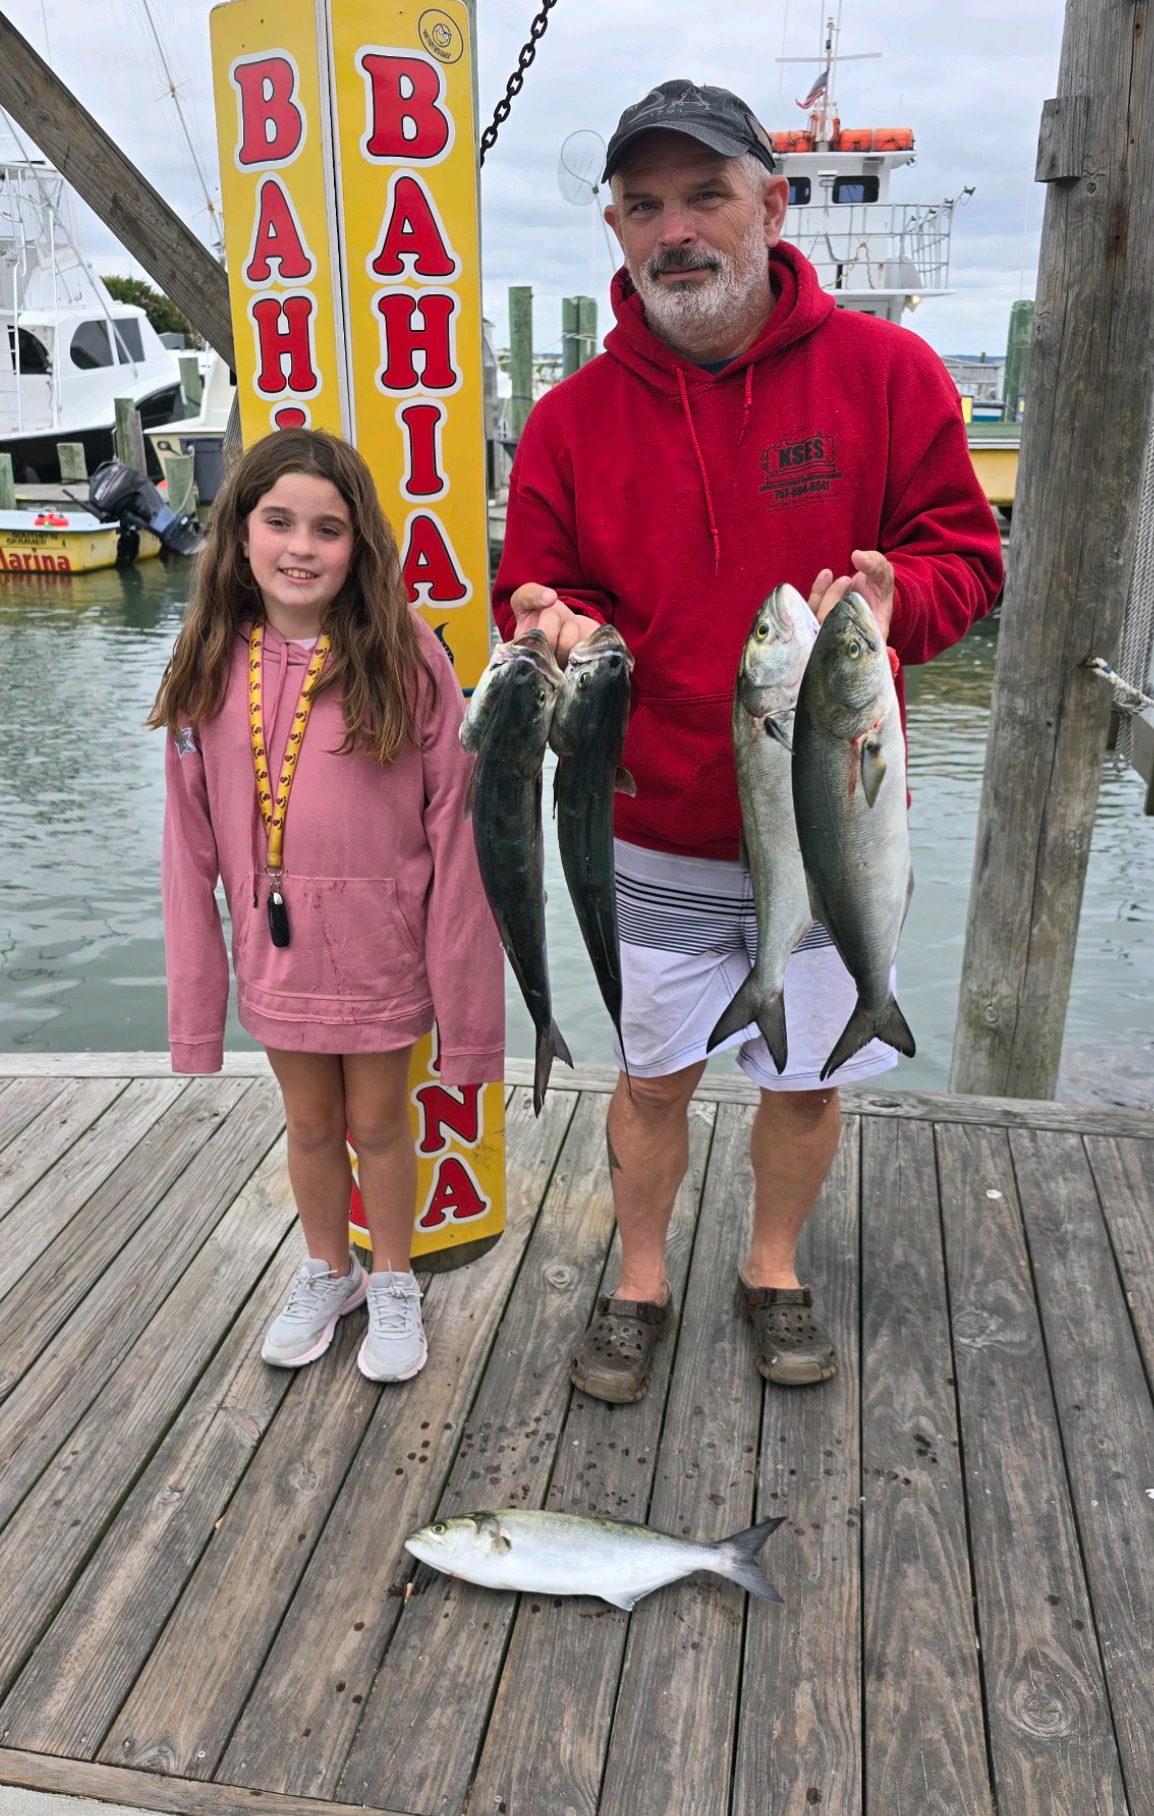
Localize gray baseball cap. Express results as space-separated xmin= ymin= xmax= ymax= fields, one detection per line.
xmin=603 ymin=79 xmax=776 ymax=184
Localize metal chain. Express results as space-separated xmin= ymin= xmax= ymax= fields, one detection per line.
xmin=478 ymin=0 xmax=560 ymax=167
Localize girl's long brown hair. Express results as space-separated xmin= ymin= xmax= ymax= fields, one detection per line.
xmin=149 ymin=428 xmax=436 ymax=762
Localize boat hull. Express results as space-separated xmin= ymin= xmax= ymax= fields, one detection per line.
xmin=0 ymin=513 xmax=161 ymax=574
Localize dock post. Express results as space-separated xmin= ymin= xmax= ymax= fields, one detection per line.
xmin=57 ymin=443 xmax=87 ymax=482
xmin=508 ymin=285 xmax=533 ymax=438
xmin=562 ymin=296 xmax=579 ymax=379
xmin=0 ymin=453 xmax=14 ymax=509
xmin=576 ymin=295 xmax=597 ymax=367
xmin=178 ymin=353 xmax=203 ymax=416
xmin=951 ymin=1 xmax=1154 ymax=1099
xmin=165 ymin=452 xmax=197 ymax=516
xmin=114 ymin=399 xmax=147 ymax=474
xmin=1003 ymin=300 xmax=1033 ymax=422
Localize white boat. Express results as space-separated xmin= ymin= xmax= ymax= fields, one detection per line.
xmin=0 ymin=160 xmax=183 ymax=482
xmin=146 ymin=352 xmax=235 ymax=503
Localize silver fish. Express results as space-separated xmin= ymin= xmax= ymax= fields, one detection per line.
xmin=791 ymin=591 xmax=915 ymax=1078
xmin=462 ymin=628 xmax=572 ymax=1113
xmin=549 ymin=624 xmax=636 ymax=1060
xmin=708 ymin=584 xmax=815 ymax=1071
xmin=404 ymin=1507 xmax=786 ymax=1611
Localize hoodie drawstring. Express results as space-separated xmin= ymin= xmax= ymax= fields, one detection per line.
xmin=676 ymin=367 xmax=722 ymax=575
xmin=738 ymin=364 xmax=754 ymax=447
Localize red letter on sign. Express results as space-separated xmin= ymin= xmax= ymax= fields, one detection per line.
xmin=250 ymin=295 xmax=319 ymax=397
xmin=398 ymin=401 xmax=447 ymax=499
xmin=375 ymin=292 xmax=459 ymax=392
xmin=414 ymin=1083 xmax=482 ymax=1155
xmin=402 ymin=514 xmax=469 ymax=605
xmin=233 ymin=56 xmax=304 ymax=168
xmin=417 ymin=1155 xmax=488 ymax=1228
xmin=360 ymin=52 xmax=451 ymax=162
xmin=244 ymin=178 xmax=315 ymax=284
xmin=369 ymin=175 xmax=459 ymax=280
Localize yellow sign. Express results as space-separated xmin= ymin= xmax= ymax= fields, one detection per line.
xmin=211 ymin=0 xmax=505 ymax=1270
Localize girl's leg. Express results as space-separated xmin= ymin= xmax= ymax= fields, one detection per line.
xmin=265 ymin=1048 xmax=352 ymax=1274
xmin=342 ymin=1047 xmax=418 ymax=1272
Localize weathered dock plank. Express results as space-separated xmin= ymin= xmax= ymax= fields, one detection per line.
xmin=1083 ymin=1134 xmax=1154 ymax=1378
xmin=596 ymin=1103 xmax=764 ymax=1816
xmin=0 ymin=1748 xmax=411 ymax=1816
xmin=937 ymin=1121 xmax=1126 ymax=1815
xmin=337 ymin=1091 xmax=619 ymax=1815
xmin=0 ymin=1154 xmax=301 ymax=1757
xmin=1012 ymin=1127 xmax=1154 ymax=1809
xmin=731 ymin=1115 xmax=863 ymax=1816
xmin=860 ymin=1116 xmax=994 ymax=1816
xmin=464 ymin=1097 xmax=715 ymax=1816
xmin=0 ymin=1077 xmax=68 ymax=1152
xmin=0 ymin=1076 xmax=129 ymax=1220
xmin=218 ymin=1087 xmax=579 ymax=1799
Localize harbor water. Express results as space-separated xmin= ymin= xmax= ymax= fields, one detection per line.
xmin=2 ymin=558 xmax=1152 ymax=1104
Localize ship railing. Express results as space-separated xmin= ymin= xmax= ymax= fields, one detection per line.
xmin=789 ymin=198 xmax=958 ymax=294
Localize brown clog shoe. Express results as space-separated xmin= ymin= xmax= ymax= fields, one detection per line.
xmin=735 ymin=1278 xmax=838 ymax=1386
xmin=569 ymin=1293 xmax=675 ymax=1405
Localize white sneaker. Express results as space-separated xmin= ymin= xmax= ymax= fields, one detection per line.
xmin=358 ymin=1270 xmax=427 ymax=1382
xmin=262 ymin=1256 xmax=367 ymax=1367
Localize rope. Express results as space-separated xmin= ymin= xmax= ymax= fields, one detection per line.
xmin=479 ymin=0 xmax=560 ymax=167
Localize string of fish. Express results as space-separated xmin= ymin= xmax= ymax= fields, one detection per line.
xmin=248 ymin=618 xmax=332 ymax=947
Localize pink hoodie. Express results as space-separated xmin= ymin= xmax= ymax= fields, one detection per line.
xmin=162 ymin=613 xmax=505 ymax=1083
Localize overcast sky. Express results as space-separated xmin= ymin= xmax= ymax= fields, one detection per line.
xmin=3 ymin=0 xmax=1064 ymax=362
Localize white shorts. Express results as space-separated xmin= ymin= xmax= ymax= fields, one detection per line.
xmin=614 ymin=839 xmax=900 ymax=1093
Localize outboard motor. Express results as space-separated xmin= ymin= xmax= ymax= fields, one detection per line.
xmin=88 ymin=460 xmax=204 ymax=559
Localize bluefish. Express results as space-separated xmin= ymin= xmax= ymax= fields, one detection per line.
xmin=405 ymin=1506 xmax=786 ymax=1611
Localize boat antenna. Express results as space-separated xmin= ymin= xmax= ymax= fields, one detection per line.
xmin=137 ymin=0 xmax=225 ymax=259
xmin=775 ymin=9 xmax=879 ymax=146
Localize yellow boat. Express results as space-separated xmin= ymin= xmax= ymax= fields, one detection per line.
xmin=965 ymin=420 xmax=1021 ymax=513
xmin=0 ymin=510 xmax=160 ymax=574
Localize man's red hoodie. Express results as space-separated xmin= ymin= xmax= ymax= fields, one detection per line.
xmin=492 ymin=241 xmax=1003 ymax=862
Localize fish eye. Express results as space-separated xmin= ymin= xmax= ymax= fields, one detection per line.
xmin=755 ymin=621 xmax=769 ymax=640
xmin=846 ymin=638 xmax=862 ymax=659
xmin=431 ymin=1522 xmax=446 ymax=1535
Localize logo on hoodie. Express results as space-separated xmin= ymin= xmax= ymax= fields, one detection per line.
xmin=759 ymin=432 xmax=841 ymax=505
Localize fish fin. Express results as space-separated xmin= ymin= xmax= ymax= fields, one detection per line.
xmin=861 ymin=739 xmax=886 ymax=807
xmin=475 ymin=1513 xmax=512 ymax=1554
xmin=463 ymin=765 xmax=477 ymax=821
xmin=707 ymin=976 xmax=788 ymax=1072
xmin=534 ymin=1020 xmax=574 ymax=1116
xmin=615 ymin=766 xmax=637 ymax=796
xmin=765 ymin=712 xmax=794 ymax=752
xmin=820 ymin=994 xmax=916 ymax=1081
xmin=707 ymin=970 xmax=757 ymax=1054
xmin=738 ymin=828 xmax=751 ymax=872
xmin=600 ymin=1590 xmax=640 ymax=1610
xmin=756 ymin=991 xmax=788 ymax=1075
xmin=717 ymin=1515 xmax=787 ymax=1604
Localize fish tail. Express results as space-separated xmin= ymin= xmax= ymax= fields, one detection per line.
xmin=707 ymin=974 xmax=788 ymax=1073
xmin=534 ymin=1019 xmax=573 ymax=1116
xmin=715 ymin=1515 xmax=786 ymax=1603
xmin=820 ymin=993 xmax=916 ymax=1082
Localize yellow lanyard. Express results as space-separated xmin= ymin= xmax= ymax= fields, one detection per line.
xmin=248 ymin=618 xmax=331 ymax=878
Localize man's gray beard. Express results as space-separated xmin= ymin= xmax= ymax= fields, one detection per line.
xmin=630 ymin=220 xmax=770 ymax=352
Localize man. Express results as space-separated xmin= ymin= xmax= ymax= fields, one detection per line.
xmin=492 ymin=80 xmax=1002 ymax=1403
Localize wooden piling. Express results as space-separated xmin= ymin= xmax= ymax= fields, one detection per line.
xmin=178 ymin=353 xmax=203 ymax=416
xmin=0 ymin=454 xmax=15 ymax=510
xmin=508 ymin=285 xmax=533 ymax=438
xmin=57 ymin=443 xmax=87 ymax=483
xmin=114 ymin=400 xmax=147 ymax=475
xmin=164 ymin=452 xmax=197 ymax=516
xmin=951 ymin=0 xmax=1154 ymax=1099
xmin=576 ymin=295 xmax=597 ymax=367
xmin=561 ymin=297 xmax=580 ymax=380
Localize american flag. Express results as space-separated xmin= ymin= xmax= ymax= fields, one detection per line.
xmin=797 ymin=67 xmax=829 ymax=111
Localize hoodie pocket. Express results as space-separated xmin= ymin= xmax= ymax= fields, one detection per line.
xmin=621 ymin=693 xmax=740 ymax=852
xmin=235 ymin=874 xmax=427 ymax=1012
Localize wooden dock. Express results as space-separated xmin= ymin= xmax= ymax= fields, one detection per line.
xmin=0 ymin=1055 xmax=1151 ymax=1816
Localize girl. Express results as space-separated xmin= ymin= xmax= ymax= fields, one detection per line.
xmin=151 ymin=428 xmax=504 ymax=1383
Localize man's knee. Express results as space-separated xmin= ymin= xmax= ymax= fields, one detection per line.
xmin=759 ymin=1086 xmax=840 ymax=1129
xmin=615 ymin=1065 xmax=703 ymax=1122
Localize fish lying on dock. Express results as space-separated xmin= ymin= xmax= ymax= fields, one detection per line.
xmin=708 ymin=584 xmax=816 ymax=1071
xmin=404 ymin=1507 xmax=786 ymax=1610
xmin=549 ymin=623 xmax=636 ymax=1062
xmin=461 ymin=628 xmax=572 ymax=1113
xmin=792 ymin=591 xmax=915 ymax=1079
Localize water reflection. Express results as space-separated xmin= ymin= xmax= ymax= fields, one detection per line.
xmin=1 ymin=570 xmax=1150 ymax=1104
